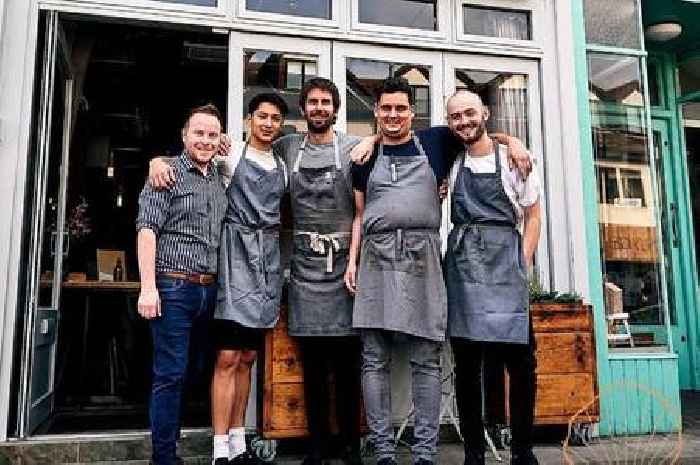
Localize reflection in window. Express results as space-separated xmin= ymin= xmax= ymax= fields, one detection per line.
xmin=358 ymin=0 xmax=437 ymax=31
xmin=678 ymin=57 xmax=700 ymax=97
xmin=161 ymin=0 xmax=217 ymax=5
xmin=455 ymin=70 xmax=529 ymax=145
xmin=590 ymin=61 xmax=669 ymax=349
xmin=463 ymin=5 xmax=530 ymax=40
xmin=246 ymin=0 xmax=331 ymax=20
xmin=583 ymin=0 xmax=641 ymax=49
xmin=588 ymin=54 xmax=643 ymax=107
xmin=684 ymin=105 xmax=700 ymax=282
xmin=647 ymin=60 xmax=661 ymax=107
xmin=345 ymin=58 xmax=431 ymax=137
xmin=243 ymin=50 xmax=319 ymax=135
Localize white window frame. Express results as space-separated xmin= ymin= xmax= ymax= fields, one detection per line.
xmin=350 ymin=0 xmax=450 ymax=42
xmin=455 ymin=0 xmax=544 ymax=54
xmin=236 ymin=0 xmax=341 ymax=29
xmin=444 ymin=53 xmax=551 ymax=287
xmin=331 ymin=41 xmax=445 ymax=132
xmin=228 ymin=32 xmax=332 ymax=138
xmin=37 ymin=0 xmax=231 ymax=26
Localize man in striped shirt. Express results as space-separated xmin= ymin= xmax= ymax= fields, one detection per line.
xmin=136 ymin=103 xmax=227 ymax=465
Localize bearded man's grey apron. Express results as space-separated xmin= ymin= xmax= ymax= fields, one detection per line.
xmin=445 ymin=141 xmax=529 ymax=344
xmin=353 ymin=134 xmax=447 ymax=342
xmin=215 ymin=144 xmax=287 ymax=328
xmin=288 ymin=134 xmax=356 ymax=336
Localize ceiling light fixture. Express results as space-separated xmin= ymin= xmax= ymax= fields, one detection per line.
xmin=645 ymin=22 xmax=682 ymax=42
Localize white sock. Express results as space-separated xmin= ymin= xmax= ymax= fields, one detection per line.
xmin=229 ymin=427 xmax=246 ymax=459
xmin=212 ymin=434 xmax=229 ymax=461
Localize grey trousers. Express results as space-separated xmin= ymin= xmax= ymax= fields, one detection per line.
xmin=360 ymin=329 xmax=443 ymax=463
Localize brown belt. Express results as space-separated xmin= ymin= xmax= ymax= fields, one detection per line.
xmin=160 ymin=272 xmax=217 ymax=286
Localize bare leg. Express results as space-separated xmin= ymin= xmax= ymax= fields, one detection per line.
xmin=211 ymin=350 xmax=242 ymax=434
xmin=229 ymin=350 xmax=257 ymax=427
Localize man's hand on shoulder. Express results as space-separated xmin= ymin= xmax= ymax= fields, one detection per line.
xmin=149 ymin=157 xmax=176 ymax=190
xmin=217 ymin=133 xmax=231 ymax=157
xmin=350 ymin=134 xmax=380 ymax=165
xmin=503 ymin=136 xmax=532 ymax=180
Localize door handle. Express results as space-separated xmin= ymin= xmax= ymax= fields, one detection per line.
xmin=62 ymin=231 xmax=70 ymax=257
xmin=671 ymin=203 xmax=679 ymax=248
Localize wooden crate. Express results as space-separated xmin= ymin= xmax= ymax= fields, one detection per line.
xmin=502 ymin=303 xmax=600 ymax=426
xmin=259 ymin=305 xmax=366 ymax=439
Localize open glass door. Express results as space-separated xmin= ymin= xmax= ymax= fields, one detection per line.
xmin=443 ymin=54 xmax=548 ymax=285
xmin=19 ymin=11 xmax=73 ymax=436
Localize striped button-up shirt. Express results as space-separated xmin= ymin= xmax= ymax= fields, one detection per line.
xmin=136 ymin=152 xmax=227 ymax=274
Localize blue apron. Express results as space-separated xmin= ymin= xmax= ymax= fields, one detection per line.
xmin=445 ymin=141 xmax=529 ymax=344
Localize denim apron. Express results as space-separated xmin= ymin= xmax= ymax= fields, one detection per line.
xmin=288 ymin=134 xmax=356 ymax=336
xmin=353 ymin=134 xmax=447 ymax=342
xmin=215 ymin=144 xmax=286 ymax=328
xmin=445 ymin=142 xmax=529 ymax=344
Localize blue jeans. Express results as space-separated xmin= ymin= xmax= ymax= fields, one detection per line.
xmin=150 ymin=277 xmax=215 ymax=465
xmin=361 ymin=329 xmax=443 ymax=463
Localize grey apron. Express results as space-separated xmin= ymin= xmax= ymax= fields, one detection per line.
xmin=353 ymin=134 xmax=447 ymax=342
xmin=288 ymin=134 xmax=356 ymax=336
xmin=445 ymin=141 xmax=529 ymax=344
xmin=215 ymin=144 xmax=286 ymax=328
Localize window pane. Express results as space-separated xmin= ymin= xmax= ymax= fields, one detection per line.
xmin=583 ymin=0 xmax=641 ymax=49
xmin=588 ymin=53 xmax=643 ymax=107
xmin=591 ymin=79 xmax=669 ymax=350
xmin=455 ymin=69 xmax=529 ymax=146
xmin=683 ymin=105 xmax=700 ymax=283
xmin=647 ymin=60 xmax=661 ymax=107
xmin=358 ymin=0 xmax=437 ymax=31
xmin=346 ymin=58 xmax=431 ymax=136
xmin=161 ymin=0 xmax=217 ymax=5
xmin=244 ymin=51 xmax=319 ymax=135
xmin=678 ymin=56 xmax=700 ymax=97
xmin=463 ymin=5 xmax=530 ymax=40
xmin=246 ymin=0 xmax=331 ymax=20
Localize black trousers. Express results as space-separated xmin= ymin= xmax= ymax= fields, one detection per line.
xmin=451 ymin=330 xmax=537 ymax=456
xmin=297 ymin=336 xmax=362 ymax=457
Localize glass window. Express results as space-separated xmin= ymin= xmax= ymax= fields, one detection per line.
xmin=678 ymin=56 xmax=700 ymax=97
xmin=358 ymin=0 xmax=437 ymax=31
xmin=588 ymin=53 xmax=643 ymax=107
xmin=161 ymin=0 xmax=217 ymax=6
xmin=463 ymin=5 xmax=530 ymax=40
xmin=455 ymin=69 xmax=529 ymax=145
xmin=244 ymin=50 xmax=320 ymax=135
xmin=590 ymin=55 xmax=669 ymax=350
xmin=583 ymin=0 xmax=641 ymax=49
xmin=345 ymin=58 xmax=431 ymax=136
xmin=683 ymin=105 xmax=700 ymax=282
xmin=246 ymin=0 xmax=332 ymax=20
xmin=647 ymin=60 xmax=661 ymax=107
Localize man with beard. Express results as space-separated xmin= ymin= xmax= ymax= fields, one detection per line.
xmin=444 ymin=91 xmax=541 ymax=465
xmin=272 ymin=78 xmax=364 ymax=465
xmin=137 ymin=104 xmax=227 ymax=465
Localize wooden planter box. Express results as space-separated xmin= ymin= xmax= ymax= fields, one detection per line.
xmin=495 ymin=303 xmax=600 ymax=427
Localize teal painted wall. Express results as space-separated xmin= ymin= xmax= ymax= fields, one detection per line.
xmin=607 ymin=356 xmax=682 ymax=434
xmin=571 ymin=0 xmax=683 ymax=434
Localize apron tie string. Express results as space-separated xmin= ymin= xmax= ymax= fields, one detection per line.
xmin=297 ymin=232 xmax=349 ymax=273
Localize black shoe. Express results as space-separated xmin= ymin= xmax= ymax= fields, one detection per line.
xmin=415 ymin=460 xmax=433 ymax=465
xmin=231 ymin=451 xmax=265 ymax=465
xmin=301 ymin=454 xmax=325 ymax=465
xmin=464 ymin=450 xmax=485 ymax=465
xmin=338 ymin=445 xmax=363 ymax=465
xmin=511 ymin=449 xmax=539 ymax=465
xmin=377 ymin=458 xmax=397 ymax=465
xmin=213 ymin=458 xmax=229 ymax=465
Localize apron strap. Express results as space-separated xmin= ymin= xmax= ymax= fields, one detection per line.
xmin=293 ymin=132 xmax=340 ymax=173
xmin=380 ymin=132 xmax=425 ymax=184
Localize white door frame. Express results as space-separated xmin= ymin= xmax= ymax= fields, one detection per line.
xmin=228 ymin=32 xmax=332 ymax=138
xmin=443 ymin=53 xmax=550 ymax=288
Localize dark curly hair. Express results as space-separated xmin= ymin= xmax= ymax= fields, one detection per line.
xmin=299 ymin=77 xmax=341 ymax=112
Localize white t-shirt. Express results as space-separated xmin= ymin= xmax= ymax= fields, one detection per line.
xmin=448 ymin=143 xmax=541 ymax=230
xmin=217 ymin=140 xmax=287 ymax=188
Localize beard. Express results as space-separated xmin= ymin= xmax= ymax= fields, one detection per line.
xmin=457 ymin=119 xmax=487 ymax=144
xmin=306 ymin=112 xmax=335 ymax=133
